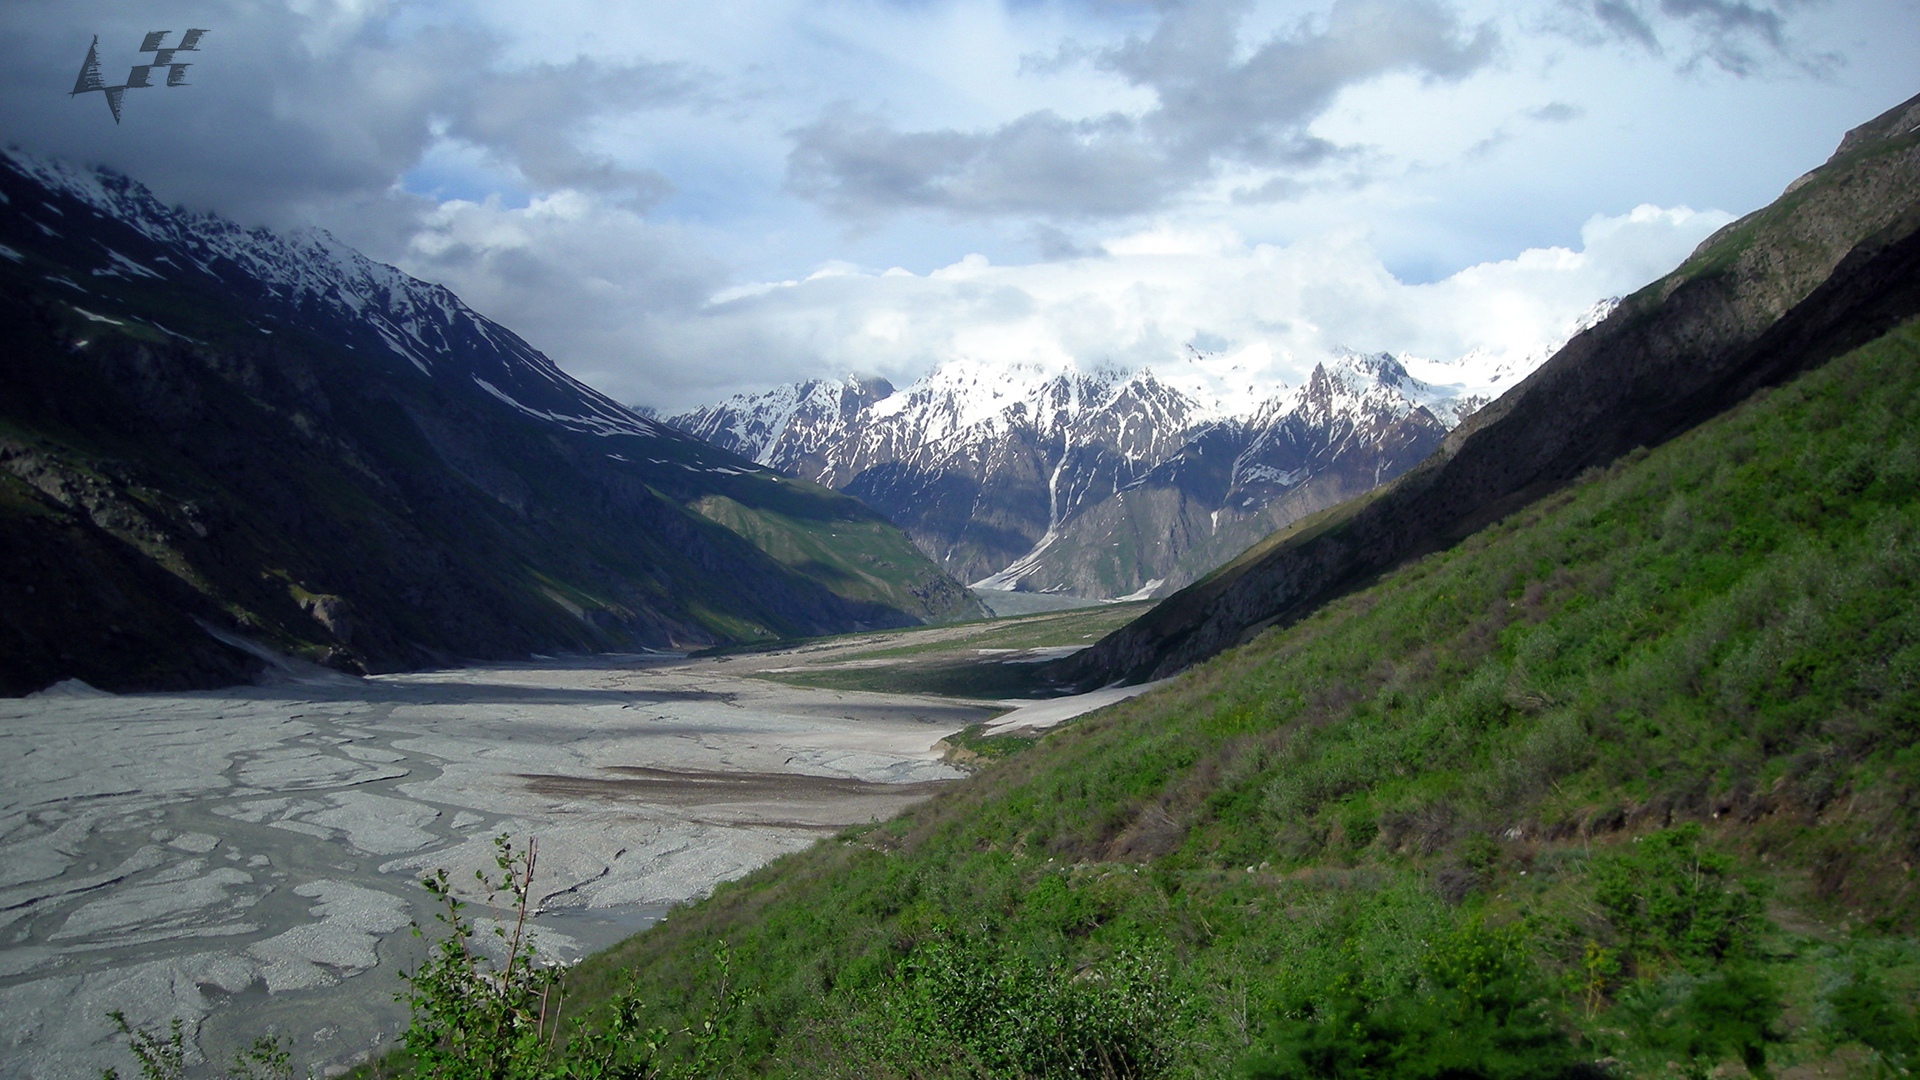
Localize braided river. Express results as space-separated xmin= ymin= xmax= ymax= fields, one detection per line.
xmin=0 ymin=655 xmax=992 ymax=1078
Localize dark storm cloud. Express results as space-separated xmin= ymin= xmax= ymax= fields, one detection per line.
xmin=1108 ymin=0 xmax=1496 ymax=162
xmin=1029 ymin=222 xmax=1102 ymax=260
xmin=787 ymin=106 xmax=1192 ymax=218
xmin=787 ymin=0 xmax=1498 ymax=220
xmin=443 ymin=57 xmax=696 ymax=205
xmin=1660 ymin=0 xmax=1784 ymax=46
xmin=1554 ymin=0 xmax=1827 ymax=75
xmin=1657 ymin=0 xmax=1811 ymax=75
xmin=1528 ymin=101 xmax=1585 ymax=122
xmin=1589 ymin=0 xmax=1662 ymax=49
xmin=0 ymin=1 xmax=696 ymax=229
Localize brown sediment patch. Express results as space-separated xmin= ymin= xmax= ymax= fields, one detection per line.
xmin=519 ymin=766 xmax=958 ymax=805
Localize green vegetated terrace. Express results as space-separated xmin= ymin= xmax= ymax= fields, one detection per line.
xmin=547 ymin=316 xmax=1920 ymax=1078
xmin=707 ymin=601 xmax=1154 ymax=699
xmin=688 ymin=490 xmax=984 ymax=625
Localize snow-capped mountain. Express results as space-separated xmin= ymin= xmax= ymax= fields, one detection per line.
xmin=0 ymin=149 xmax=976 ymax=693
xmin=674 ymin=375 xmax=896 ymax=477
xmin=4 ymin=151 xmax=668 ymax=445
xmin=674 ymin=362 xmax=1225 ymax=586
xmin=666 ymin=303 xmax=1613 ymax=599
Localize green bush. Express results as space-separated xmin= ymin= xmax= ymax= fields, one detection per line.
xmin=1615 ymin=968 xmax=1782 ymax=1079
xmin=864 ymin=931 xmax=1175 ymax=1079
xmin=1239 ymin=922 xmax=1581 ymax=1080
xmin=1588 ymin=826 xmax=1767 ymax=969
xmin=1827 ymin=970 xmax=1920 ymax=1066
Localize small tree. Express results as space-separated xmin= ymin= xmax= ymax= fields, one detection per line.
xmin=108 ymin=835 xmax=702 ymax=1080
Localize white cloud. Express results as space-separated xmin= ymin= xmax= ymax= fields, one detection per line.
xmin=569 ymin=200 xmax=1732 ymax=411
xmin=2 ymin=0 xmax=1908 ymax=419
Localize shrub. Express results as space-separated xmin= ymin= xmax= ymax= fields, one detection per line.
xmin=1239 ymin=921 xmax=1582 ymax=1080
xmin=109 ymin=837 xmax=723 ymax=1080
xmin=1616 ymin=968 xmax=1782 ymax=1080
xmin=1827 ymin=970 xmax=1920 ymax=1067
xmin=1588 ymin=826 xmax=1767 ymax=969
xmin=865 ymin=930 xmax=1175 ymax=1079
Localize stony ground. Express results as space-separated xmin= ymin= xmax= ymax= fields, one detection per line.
xmin=0 ymin=654 xmax=994 ymax=1079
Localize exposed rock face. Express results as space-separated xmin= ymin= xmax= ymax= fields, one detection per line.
xmin=678 ymin=364 xmax=1213 ymax=586
xmin=1049 ymin=90 xmax=1920 ymax=689
xmin=667 ymin=338 xmax=1594 ymax=600
xmin=675 ymin=376 xmax=898 ymax=478
xmin=1000 ymin=353 xmax=1456 ymax=600
xmin=0 ymin=150 xmax=979 ymax=695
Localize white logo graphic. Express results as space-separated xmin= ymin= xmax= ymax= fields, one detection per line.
xmin=71 ymin=29 xmax=209 ymax=124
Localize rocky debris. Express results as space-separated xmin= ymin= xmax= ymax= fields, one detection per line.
xmin=0 ymin=656 xmax=989 ymax=1080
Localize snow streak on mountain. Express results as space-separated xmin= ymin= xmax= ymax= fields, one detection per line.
xmin=2 ymin=149 xmax=685 ymax=450
xmin=669 ymin=300 xmax=1617 ymax=600
xmin=0 ymin=149 xmax=982 ymax=692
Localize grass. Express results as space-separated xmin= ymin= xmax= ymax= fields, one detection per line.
xmin=690 ymin=491 xmax=981 ymax=624
xmin=540 ymin=317 xmax=1920 ymax=1078
xmin=696 ymin=602 xmax=1154 ymax=698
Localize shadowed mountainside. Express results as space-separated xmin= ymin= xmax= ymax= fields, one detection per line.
xmin=0 ymin=152 xmax=979 ymax=695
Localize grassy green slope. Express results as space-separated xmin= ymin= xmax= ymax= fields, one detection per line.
xmin=564 ymin=318 xmax=1920 ymax=1078
xmin=689 ymin=482 xmax=983 ymax=626
xmin=1054 ymin=98 xmax=1920 ymax=690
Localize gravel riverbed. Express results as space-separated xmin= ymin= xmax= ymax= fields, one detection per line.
xmin=0 ymin=654 xmax=992 ymax=1079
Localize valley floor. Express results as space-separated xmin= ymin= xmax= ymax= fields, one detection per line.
xmin=0 ymin=654 xmax=1001 ymax=1079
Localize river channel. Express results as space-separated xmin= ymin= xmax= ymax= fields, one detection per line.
xmin=0 ymin=654 xmax=995 ymax=1079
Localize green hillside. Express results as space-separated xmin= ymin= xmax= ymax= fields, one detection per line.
xmin=1051 ymin=93 xmax=1920 ymax=691
xmin=553 ymin=316 xmax=1920 ymax=1078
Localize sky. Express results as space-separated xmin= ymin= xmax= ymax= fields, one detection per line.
xmin=2 ymin=1 xmax=1915 ymax=412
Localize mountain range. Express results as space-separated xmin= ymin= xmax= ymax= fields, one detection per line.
xmin=0 ymin=149 xmax=979 ymax=695
xmin=667 ymin=310 xmax=1609 ymax=601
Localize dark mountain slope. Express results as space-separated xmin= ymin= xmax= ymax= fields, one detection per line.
xmin=1052 ymin=90 xmax=1920 ymax=689
xmin=0 ymin=152 xmax=977 ymax=695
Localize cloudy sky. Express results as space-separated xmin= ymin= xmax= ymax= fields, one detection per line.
xmin=3 ymin=1 xmax=1915 ymax=411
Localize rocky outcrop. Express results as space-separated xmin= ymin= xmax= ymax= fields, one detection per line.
xmin=1000 ymin=353 xmax=1453 ymax=598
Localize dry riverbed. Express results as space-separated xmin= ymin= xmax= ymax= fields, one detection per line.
xmin=0 ymin=654 xmax=998 ymax=1079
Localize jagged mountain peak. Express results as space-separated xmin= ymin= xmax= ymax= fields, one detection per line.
xmin=0 ymin=148 xmax=985 ymax=692
xmin=2 ymin=146 xmax=679 ymax=450
xmin=667 ymin=300 xmax=1614 ymax=597
xmin=665 ymin=269 xmax=1626 ymax=600
xmin=674 ymin=372 xmax=898 ymax=468
xmin=857 ymin=355 xmax=1193 ymax=440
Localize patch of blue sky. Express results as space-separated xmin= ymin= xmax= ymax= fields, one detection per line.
xmin=402 ymin=130 xmax=530 ymax=208
xmin=401 ymin=163 xmax=530 ymax=208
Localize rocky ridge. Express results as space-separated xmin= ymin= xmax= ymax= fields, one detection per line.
xmin=0 ymin=150 xmax=979 ymax=695
xmin=669 ymin=306 xmax=1612 ymax=599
